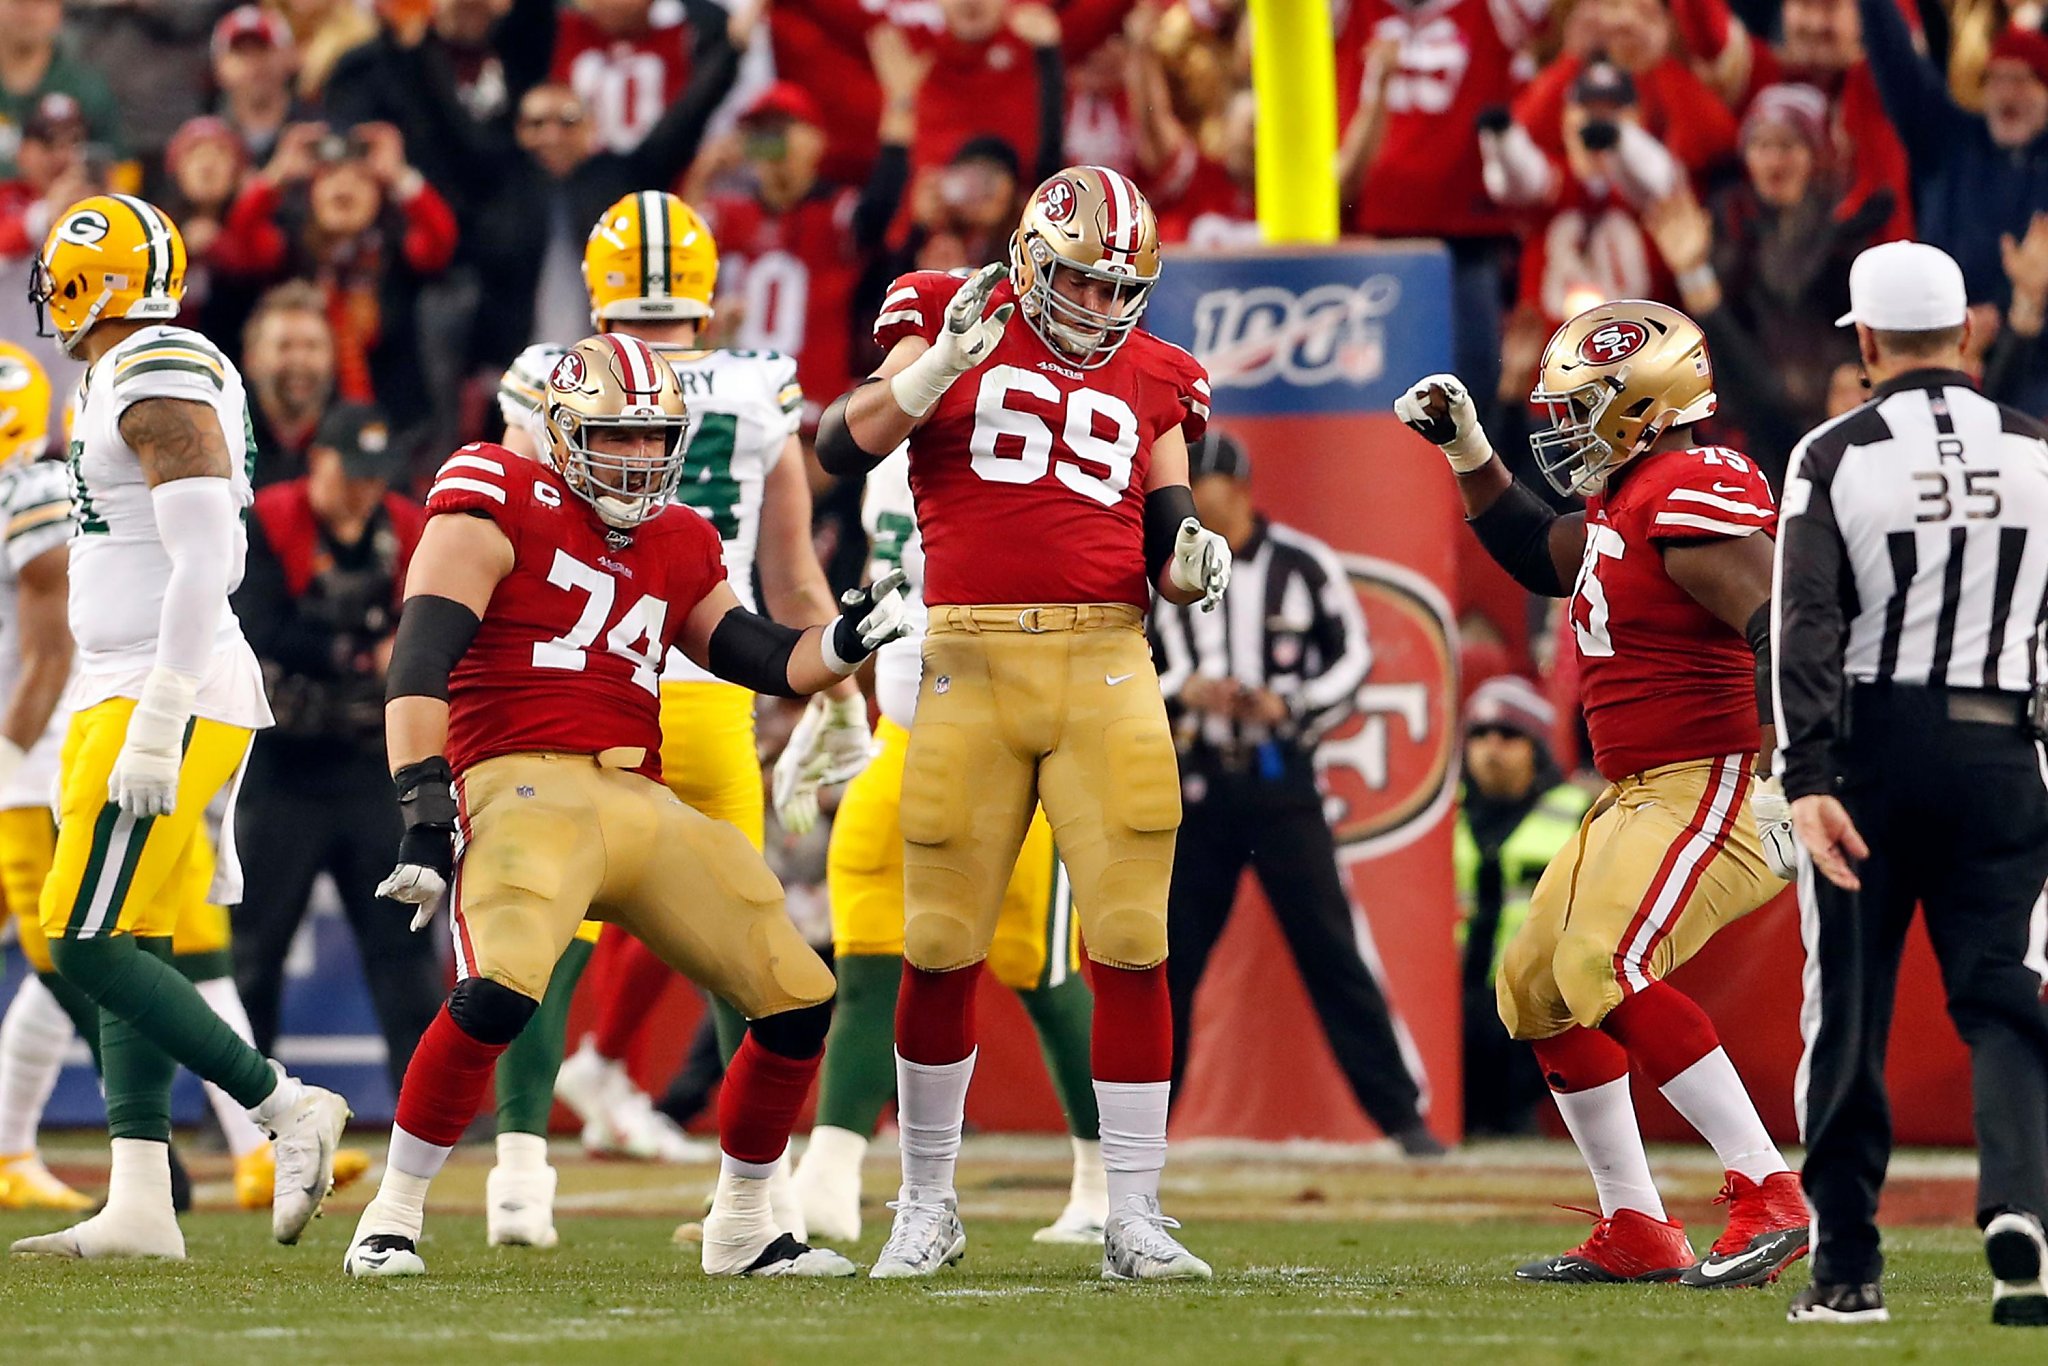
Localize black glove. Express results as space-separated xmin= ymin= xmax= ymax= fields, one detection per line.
xmin=377 ymin=756 xmax=458 ymax=919
xmin=821 ymin=568 xmax=909 ymax=675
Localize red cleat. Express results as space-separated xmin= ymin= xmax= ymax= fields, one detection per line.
xmin=1680 ymin=1171 xmax=1811 ymax=1288
xmin=1515 ymin=1207 xmax=1695 ymax=1283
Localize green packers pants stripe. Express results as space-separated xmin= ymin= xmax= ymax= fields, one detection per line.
xmin=65 ymin=804 xmax=124 ymax=936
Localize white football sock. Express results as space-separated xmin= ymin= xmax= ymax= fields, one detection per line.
xmin=495 ymin=1130 xmax=550 ymax=1174
xmin=362 ymin=1127 xmax=446 ymax=1242
xmin=800 ymin=1124 xmax=868 ymax=1184
xmin=713 ymin=1164 xmax=773 ymax=1218
xmin=1095 ymin=1080 xmax=1168 ymax=1210
xmin=106 ymin=1135 xmax=174 ymax=1214
xmin=0 ymin=975 xmax=74 ymax=1155
xmin=387 ymin=1125 xmax=454 ymax=1182
xmin=1552 ymin=1076 xmax=1665 ymax=1220
xmin=721 ymin=1148 xmax=780 ymax=1181
xmin=895 ymin=1049 xmax=974 ymax=1200
xmin=1069 ymin=1135 xmax=1106 ymax=1210
xmin=1657 ymin=1047 xmax=1788 ymax=1184
xmin=194 ymin=976 xmax=269 ymax=1159
xmin=248 ymin=1068 xmax=305 ymax=1129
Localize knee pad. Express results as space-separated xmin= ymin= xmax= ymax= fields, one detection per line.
xmin=749 ymin=1000 xmax=833 ymax=1059
xmin=1082 ymin=906 xmax=1167 ymax=970
xmin=448 ymin=976 xmax=539 ymax=1046
xmin=1495 ymin=926 xmax=1560 ymax=1042
xmin=903 ymin=908 xmax=985 ymax=973
xmin=1551 ymin=929 xmax=1623 ymax=1030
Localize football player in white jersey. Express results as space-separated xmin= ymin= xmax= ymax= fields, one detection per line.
xmin=9 ymin=196 xmax=348 ymax=1260
xmin=788 ymin=445 xmax=1109 ymax=1245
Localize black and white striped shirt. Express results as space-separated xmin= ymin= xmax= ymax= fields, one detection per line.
xmin=1772 ymin=368 xmax=2048 ymax=799
xmin=1151 ymin=517 xmax=1371 ymax=753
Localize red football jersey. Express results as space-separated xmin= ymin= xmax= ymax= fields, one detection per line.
xmin=552 ymin=7 xmax=692 ymax=155
xmin=1151 ymin=147 xmax=1258 ymax=248
xmin=873 ymin=271 xmax=1210 ymax=607
xmin=1516 ymin=182 xmax=1672 ymax=326
xmin=1568 ymin=445 xmax=1776 ymax=781
xmin=424 ymin=443 xmax=727 ymax=782
xmin=701 ymin=188 xmax=865 ymax=423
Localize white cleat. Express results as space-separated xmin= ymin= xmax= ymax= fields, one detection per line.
xmin=1987 ymin=1210 xmax=2048 ymax=1326
xmin=553 ymin=1041 xmax=613 ymax=1132
xmin=1034 ymin=1197 xmax=1107 ymax=1246
xmin=486 ymin=1163 xmax=559 ymax=1248
xmin=270 ymin=1085 xmax=352 ymax=1245
xmin=10 ymin=1203 xmax=185 ymax=1259
xmin=868 ymin=1191 xmax=967 ymax=1279
xmin=608 ymin=1089 xmax=713 ymax=1163
xmin=343 ymin=1231 xmax=426 ymax=1278
xmin=792 ymin=1147 xmax=862 ymax=1244
xmin=1102 ymin=1195 xmax=1213 ymax=1281
xmin=701 ymin=1199 xmax=853 ymax=1277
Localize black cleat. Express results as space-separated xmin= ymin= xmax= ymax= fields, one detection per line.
xmin=1787 ymin=1280 xmax=1888 ymax=1323
xmin=1681 ymin=1226 xmax=1810 ymax=1288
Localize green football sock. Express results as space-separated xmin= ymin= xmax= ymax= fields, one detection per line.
xmin=36 ymin=969 xmax=102 ymax=1073
xmin=50 ymin=932 xmax=276 ymax=1119
xmin=171 ymin=948 xmax=234 ymax=984
xmin=713 ymin=996 xmax=746 ymax=1067
xmin=1017 ymin=971 xmax=1099 ymax=1139
xmin=813 ymin=954 xmax=901 ymax=1135
xmin=496 ymin=935 xmax=595 ymax=1136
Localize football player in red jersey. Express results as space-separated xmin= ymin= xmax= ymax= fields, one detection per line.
xmin=341 ymin=334 xmax=909 ymax=1281
xmin=815 ymin=164 xmax=1230 ymax=1282
xmin=1397 ymin=301 xmax=1810 ymax=1288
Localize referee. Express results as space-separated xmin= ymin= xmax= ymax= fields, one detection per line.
xmin=1775 ymin=240 xmax=2048 ymax=1327
xmin=1151 ymin=431 xmax=1441 ymax=1157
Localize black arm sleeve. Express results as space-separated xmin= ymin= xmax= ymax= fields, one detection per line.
xmin=815 ymin=383 xmax=891 ymax=476
xmin=1144 ymin=484 xmax=1197 ymax=588
xmin=1467 ymin=480 xmax=1568 ymax=597
xmin=852 ymin=143 xmax=912 ymax=252
xmin=385 ymin=594 xmax=484 ymax=702
xmin=706 ymin=610 xmax=805 ymax=698
xmin=1774 ymin=445 xmax=1852 ymax=799
xmin=1747 ymin=599 xmax=1773 ymax=726
xmin=1030 ymin=45 xmax=1066 ymax=185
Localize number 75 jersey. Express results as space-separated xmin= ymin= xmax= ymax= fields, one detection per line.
xmin=424 ymin=443 xmax=728 ymax=782
xmin=1571 ymin=445 xmax=1777 ymax=782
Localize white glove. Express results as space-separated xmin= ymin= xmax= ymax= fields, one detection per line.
xmin=374 ymin=866 xmax=449 ymax=933
xmin=109 ymin=667 xmax=196 ymax=818
xmin=1751 ymin=774 xmax=1798 ymax=882
xmin=1394 ymin=374 xmax=1497 ymax=473
xmin=773 ymin=693 xmax=877 ymax=836
xmin=1169 ymin=517 xmax=1232 ymax=611
xmin=821 ymin=568 xmax=912 ymax=675
xmin=890 ymin=263 xmax=1014 ymax=417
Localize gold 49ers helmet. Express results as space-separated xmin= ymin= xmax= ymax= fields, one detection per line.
xmin=0 ymin=344 xmax=52 ymax=465
xmin=1009 ymin=165 xmax=1161 ymax=369
xmin=30 ymin=195 xmax=187 ymax=357
xmin=584 ymin=191 xmax=718 ymax=327
xmin=1530 ymin=299 xmax=1717 ymax=498
xmin=543 ymin=334 xmax=691 ymax=529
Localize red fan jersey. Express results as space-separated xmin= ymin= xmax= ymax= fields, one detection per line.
xmin=1569 ymin=445 xmax=1776 ymax=781
xmin=1517 ymin=182 xmax=1672 ymax=326
xmin=1151 ymin=147 xmax=1258 ymax=248
xmin=424 ymin=443 xmax=727 ymax=781
xmin=701 ymin=187 xmax=866 ymax=424
xmin=873 ymin=270 xmax=1211 ymax=608
xmin=551 ymin=5 xmax=693 ymax=155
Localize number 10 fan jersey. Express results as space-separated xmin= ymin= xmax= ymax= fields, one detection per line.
xmin=423 ymin=442 xmax=727 ymax=782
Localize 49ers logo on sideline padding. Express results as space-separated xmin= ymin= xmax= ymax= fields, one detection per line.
xmin=1578 ymin=320 xmax=1648 ymax=365
xmin=550 ymin=351 xmax=587 ymax=390
xmin=1040 ymin=179 xmax=1077 ymax=223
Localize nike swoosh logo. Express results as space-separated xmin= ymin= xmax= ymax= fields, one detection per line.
xmin=1711 ymin=482 xmax=1747 ymax=495
xmin=1106 ymin=673 xmax=1135 ymax=686
xmin=1697 ymin=1249 xmax=1768 ymax=1279
xmin=357 ymin=1252 xmax=390 ymax=1268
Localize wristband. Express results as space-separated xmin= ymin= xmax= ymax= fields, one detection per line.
xmin=889 ymin=345 xmax=964 ymax=419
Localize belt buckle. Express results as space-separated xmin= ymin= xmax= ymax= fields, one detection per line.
xmin=1018 ymin=608 xmax=1047 ymax=634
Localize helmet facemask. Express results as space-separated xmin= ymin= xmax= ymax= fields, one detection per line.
xmin=1531 ymin=374 xmax=1634 ymax=498
xmin=1012 ymin=235 xmax=1155 ymax=369
xmin=551 ymin=406 xmax=690 ymax=529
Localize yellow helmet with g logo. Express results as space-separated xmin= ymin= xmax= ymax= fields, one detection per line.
xmin=583 ymin=191 xmax=718 ymax=327
xmin=30 ymin=194 xmax=187 ymax=357
xmin=0 ymin=343 xmax=51 ymax=466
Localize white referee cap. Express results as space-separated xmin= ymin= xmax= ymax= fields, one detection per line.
xmin=1835 ymin=241 xmax=1968 ymax=330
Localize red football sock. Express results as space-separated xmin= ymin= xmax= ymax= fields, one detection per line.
xmin=1602 ymin=981 xmax=1721 ymax=1087
xmin=894 ymin=962 xmax=982 ymax=1066
xmin=1090 ymin=963 xmax=1171 ymax=1084
xmin=392 ymin=1004 xmax=509 ymax=1148
xmin=592 ymin=931 xmax=673 ymax=1063
xmin=1530 ymin=1024 xmax=1629 ymax=1093
xmin=718 ymin=1033 xmax=821 ymax=1166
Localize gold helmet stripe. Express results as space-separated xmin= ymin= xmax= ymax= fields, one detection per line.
xmin=109 ymin=194 xmax=169 ymax=297
xmin=638 ymin=189 xmax=668 ymax=299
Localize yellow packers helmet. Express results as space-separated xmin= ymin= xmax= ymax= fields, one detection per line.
xmin=0 ymin=344 xmax=52 ymax=466
xmin=542 ymin=334 xmax=690 ymax=529
xmin=1530 ymin=300 xmax=1717 ymax=498
xmin=1009 ymin=165 xmax=1161 ymax=369
xmin=583 ymin=191 xmax=718 ymax=327
xmin=30 ymin=194 xmax=187 ymax=357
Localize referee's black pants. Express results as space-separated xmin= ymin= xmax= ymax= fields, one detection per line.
xmin=1801 ymin=684 xmax=2048 ymax=1285
xmin=1166 ymin=744 xmax=1424 ymax=1135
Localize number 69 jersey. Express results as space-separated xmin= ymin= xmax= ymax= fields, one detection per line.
xmin=876 ymin=270 xmax=1211 ymax=608
xmin=1571 ymin=445 xmax=1777 ymax=781
xmin=424 ymin=443 xmax=728 ymax=781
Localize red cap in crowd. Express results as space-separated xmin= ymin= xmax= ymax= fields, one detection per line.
xmin=741 ymin=81 xmax=823 ymax=129
xmin=1463 ymin=675 xmax=1556 ymax=746
xmin=1990 ymin=25 xmax=2048 ymax=91
xmin=166 ymin=116 xmax=248 ymax=176
xmin=1741 ymin=83 xmax=1830 ymax=156
xmin=212 ymin=5 xmax=290 ymax=59
xmin=22 ymin=92 xmax=85 ymax=143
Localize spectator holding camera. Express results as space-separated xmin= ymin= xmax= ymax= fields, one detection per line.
xmin=906 ymin=0 xmax=1069 ymax=201
xmin=242 ymin=281 xmax=339 ymax=487
xmin=0 ymin=0 xmax=124 ymax=179
xmin=231 ymin=403 xmax=440 ymax=1096
xmin=213 ymin=6 xmax=317 ymax=166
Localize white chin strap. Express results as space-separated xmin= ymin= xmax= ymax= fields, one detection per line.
xmin=593 ymin=493 xmax=654 ymax=528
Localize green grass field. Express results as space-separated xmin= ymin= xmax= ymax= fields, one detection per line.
xmin=0 ymin=1137 xmax=2032 ymax=1365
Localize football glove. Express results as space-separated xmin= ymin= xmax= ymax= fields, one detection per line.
xmin=1394 ymin=374 xmax=1497 ymax=473
xmin=109 ymin=667 xmax=195 ymax=818
xmin=821 ymin=568 xmax=911 ymax=676
xmin=378 ymin=756 xmax=459 ymax=930
xmin=1169 ymin=517 xmax=1232 ymax=611
xmin=773 ymin=693 xmax=876 ymax=836
xmin=890 ymin=263 xmax=1014 ymax=417
xmin=1751 ymin=774 xmax=1798 ymax=882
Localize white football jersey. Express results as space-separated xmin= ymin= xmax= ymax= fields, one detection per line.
xmin=67 ymin=325 xmax=271 ymax=728
xmin=652 ymin=345 xmax=802 ymax=685
xmin=861 ymin=446 xmax=926 ymax=730
xmin=0 ymin=456 xmax=75 ymax=808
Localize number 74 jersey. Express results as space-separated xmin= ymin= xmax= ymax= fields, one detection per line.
xmin=1570 ymin=445 xmax=1778 ymax=782
xmin=424 ymin=443 xmax=728 ymax=782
